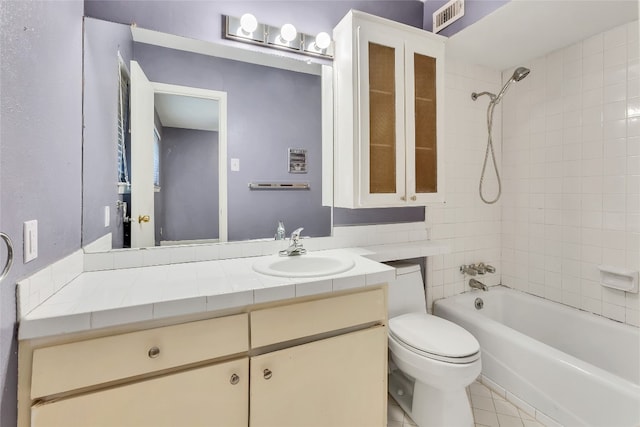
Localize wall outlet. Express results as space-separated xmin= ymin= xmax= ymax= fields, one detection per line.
xmin=231 ymin=158 xmax=240 ymax=172
xmin=23 ymin=220 xmax=38 ymax=263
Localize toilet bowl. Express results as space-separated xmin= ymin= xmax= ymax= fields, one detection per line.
xmin=386 ymin=261 xmax=481 ymax=427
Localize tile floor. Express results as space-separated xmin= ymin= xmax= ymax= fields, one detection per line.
xmin=388 ymin=380 xmax=546 ymax=427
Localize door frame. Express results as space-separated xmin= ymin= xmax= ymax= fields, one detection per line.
xmin=151 ymin=82 xmax=228 ymax=243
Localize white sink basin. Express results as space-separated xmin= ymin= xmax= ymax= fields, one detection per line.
xmin=252 ymin=254 xmax=355 ymax=278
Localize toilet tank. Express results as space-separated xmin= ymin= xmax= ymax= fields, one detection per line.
xmin=385 ymin=261 xmax=427 ymax=318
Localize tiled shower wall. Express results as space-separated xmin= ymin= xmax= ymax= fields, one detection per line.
xmin=500 ymin=20 xmax=640 ymax=327
xmin=425 ymin=59 xmax=504 ymax=311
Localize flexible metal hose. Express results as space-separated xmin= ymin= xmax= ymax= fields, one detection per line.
xmin=479 ymin=100 xmax=501 ymax=204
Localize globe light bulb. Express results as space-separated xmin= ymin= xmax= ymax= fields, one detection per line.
xmin=314 ymin=32 xmax=331 ymax=50
xmin=280 ymin=23 xmax=297 ymax=42
xmin=240 ymin=13 xmax=258 ymax=33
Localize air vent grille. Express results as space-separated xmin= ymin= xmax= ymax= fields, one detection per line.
xmin=433 ymin=0 xmax=465 ymax=34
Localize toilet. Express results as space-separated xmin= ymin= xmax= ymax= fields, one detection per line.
xmin=386 ymin=261 xmax=481 ymax=427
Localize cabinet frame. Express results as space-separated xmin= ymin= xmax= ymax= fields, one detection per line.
xmin=333 ymin=11 xmax=446 ymax=208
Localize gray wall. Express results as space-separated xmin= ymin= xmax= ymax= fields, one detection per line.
xmin=160 ymin=128 xmax=220 ymax=242
xmin=0 ymin=1 xmax=84 ymax=425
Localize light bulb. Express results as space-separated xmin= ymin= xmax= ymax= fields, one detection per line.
xmin=240 ymin=13 xmax=258 ymax=33
xmin=314 ymin=32 xmax=331 ymax=50
xmin=280 ymin=23 xmax=297 ymax=42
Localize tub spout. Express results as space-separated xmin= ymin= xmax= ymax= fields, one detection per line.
xmin=469 ymin=278 xmax=488 ymax=291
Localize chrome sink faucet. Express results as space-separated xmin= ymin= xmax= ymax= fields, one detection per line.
xmin=279 ymin=227 xmax=307 ymax=256
xmin=469 ymin=278 xmax=488 ymax=291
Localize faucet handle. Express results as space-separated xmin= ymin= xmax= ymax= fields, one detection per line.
xmin=460 ymin=265 xmax=477 ymax=276
xmin=290 ymin=227 xmax=304 ymax=241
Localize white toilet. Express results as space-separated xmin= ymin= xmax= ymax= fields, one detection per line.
xmin=386 ymin=261 xmax=481 ymax=427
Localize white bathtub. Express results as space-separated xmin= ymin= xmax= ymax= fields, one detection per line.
xmin=433 ymin=286 xmax=640 ymax=427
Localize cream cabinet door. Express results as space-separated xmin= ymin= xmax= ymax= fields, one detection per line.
xmin=31 ymin=358 xmax=249 ymax=427
xmin=250 ymin=326 xmax=387 ymax=427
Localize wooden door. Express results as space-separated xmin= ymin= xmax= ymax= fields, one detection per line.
xmin=129 ymin=60 xmax=156 ymax=247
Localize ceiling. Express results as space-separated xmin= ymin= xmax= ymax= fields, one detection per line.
xmin=154 ymin=93 xmax=219 ymax=132
xmin=446 ymin=0 xmax=639 ymax=71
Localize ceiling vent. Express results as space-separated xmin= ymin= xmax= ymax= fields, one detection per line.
xmin=433 ymin=0 xmax=465 ymax=34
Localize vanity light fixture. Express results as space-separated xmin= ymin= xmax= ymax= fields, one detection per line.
xmin=224 ymin=15 xmax=333 ymax=59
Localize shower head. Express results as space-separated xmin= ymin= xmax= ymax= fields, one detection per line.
xmin=493 ymin=66 xmax=530 ymax=105
xmin=512 ymin=67 xmax=530 ymax=82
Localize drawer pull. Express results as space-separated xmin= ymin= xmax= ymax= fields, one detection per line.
xmin=230 ymin=373 xmax=240 ymax=385
xmin=148 ymin=346 xmax=161 ymax=358
xmin=263 ymin=369 xmax=273 ymax=380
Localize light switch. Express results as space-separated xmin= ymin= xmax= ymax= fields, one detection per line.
xmin=104 ymin=206 xmax=110 ymax=227
xmin=24 ymin=220 xmax=38 ymax=263
xmin=231 ymin=158 xmax=240 ymax=172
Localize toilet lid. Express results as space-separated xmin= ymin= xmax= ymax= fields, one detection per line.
xmin=389 ymin=313 xmax=480 ymax=360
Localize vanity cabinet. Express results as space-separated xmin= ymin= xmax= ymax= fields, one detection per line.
xmin=20 ymin=287 xmax=388 ymax=427
xmin=333 ymin=11 xmax=446 ymax=208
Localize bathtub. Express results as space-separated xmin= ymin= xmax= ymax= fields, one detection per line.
xmin=433 ymin=286 xmax=640 ymax=427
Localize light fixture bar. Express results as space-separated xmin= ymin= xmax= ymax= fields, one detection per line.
xmin=224 ymin=15 xmax=333 ymax=59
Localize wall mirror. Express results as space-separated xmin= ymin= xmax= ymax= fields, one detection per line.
xmin=82 ymin=17 xmax=333 ymax=251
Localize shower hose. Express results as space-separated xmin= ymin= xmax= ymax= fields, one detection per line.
xmin=479 ymin=99 xmax=502 ymax=204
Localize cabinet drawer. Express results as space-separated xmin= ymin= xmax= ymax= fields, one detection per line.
xmin=251 ymin=288 xmax=385 ymax=348
xmin=31 ymin=314 xmax=248 ymax=399
xmin=31 ymin=358 xmax=249 ymax=427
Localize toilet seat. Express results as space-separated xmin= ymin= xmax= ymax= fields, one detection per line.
xmin=389 ymin=313 xmax=480 ymax=364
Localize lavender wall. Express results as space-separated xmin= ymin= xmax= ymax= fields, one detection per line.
xmin=83 ymin=17 xmax=132 ymax=248
xmin=84 ymin=1 xmax=424 ymax=44
xmin=160 ymin=128 xmax=220 ymax=242
xmin=0 ymin=1 xmax=84 ymax=425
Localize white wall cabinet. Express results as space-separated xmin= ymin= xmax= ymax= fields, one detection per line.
xmin=333 ymin=11 xmax=446 ymax=208
xmin=22 ymin=288 xmax=388 ymax=427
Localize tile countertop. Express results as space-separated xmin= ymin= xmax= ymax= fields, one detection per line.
xmin=18 ymin=249 xmax=398 ymax=340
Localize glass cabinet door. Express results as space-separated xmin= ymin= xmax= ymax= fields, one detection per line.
xmin=413 ymin=53 xmax=437 ymax=194
xmin=368 ymin=42 xmax=397 ymax=194
xmin=357 ymin=27 xmax=405 ymax=205
xmin=405 ymin=36 xmax=444 ymax=203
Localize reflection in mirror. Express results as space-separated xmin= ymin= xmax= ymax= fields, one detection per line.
xmin=153 ymin=92 xmax=223 ymax=247
xmin=128 ymin=67 xmax=227 ymax=248
xmin=82 ymin=18 xmax=332 ymax=252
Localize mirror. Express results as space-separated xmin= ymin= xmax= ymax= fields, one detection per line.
xmin=82 ymin=17 xmax=332 ymax=251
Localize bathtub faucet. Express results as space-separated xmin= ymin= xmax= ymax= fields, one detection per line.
xmin=459 ymin=265 xmax=478 ymax=276
xmin=469 ymin=278 xmax=488 ymax=291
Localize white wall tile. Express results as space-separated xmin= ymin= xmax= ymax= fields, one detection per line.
xmin=500 ymin=20 xmax=639 ymax=327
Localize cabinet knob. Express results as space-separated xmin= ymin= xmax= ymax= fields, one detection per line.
xmin=410 ymin=195 xmax=417 ymax=201
xmin=148 ymin=346 xmax=160 ymax=358
xmin=400 ymin=196 xmax=406 ymax=201
xmin=230 ymin=373 xmax=240 ymax=385
xmin=263 ymin=369 xmax=273 ymax=380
